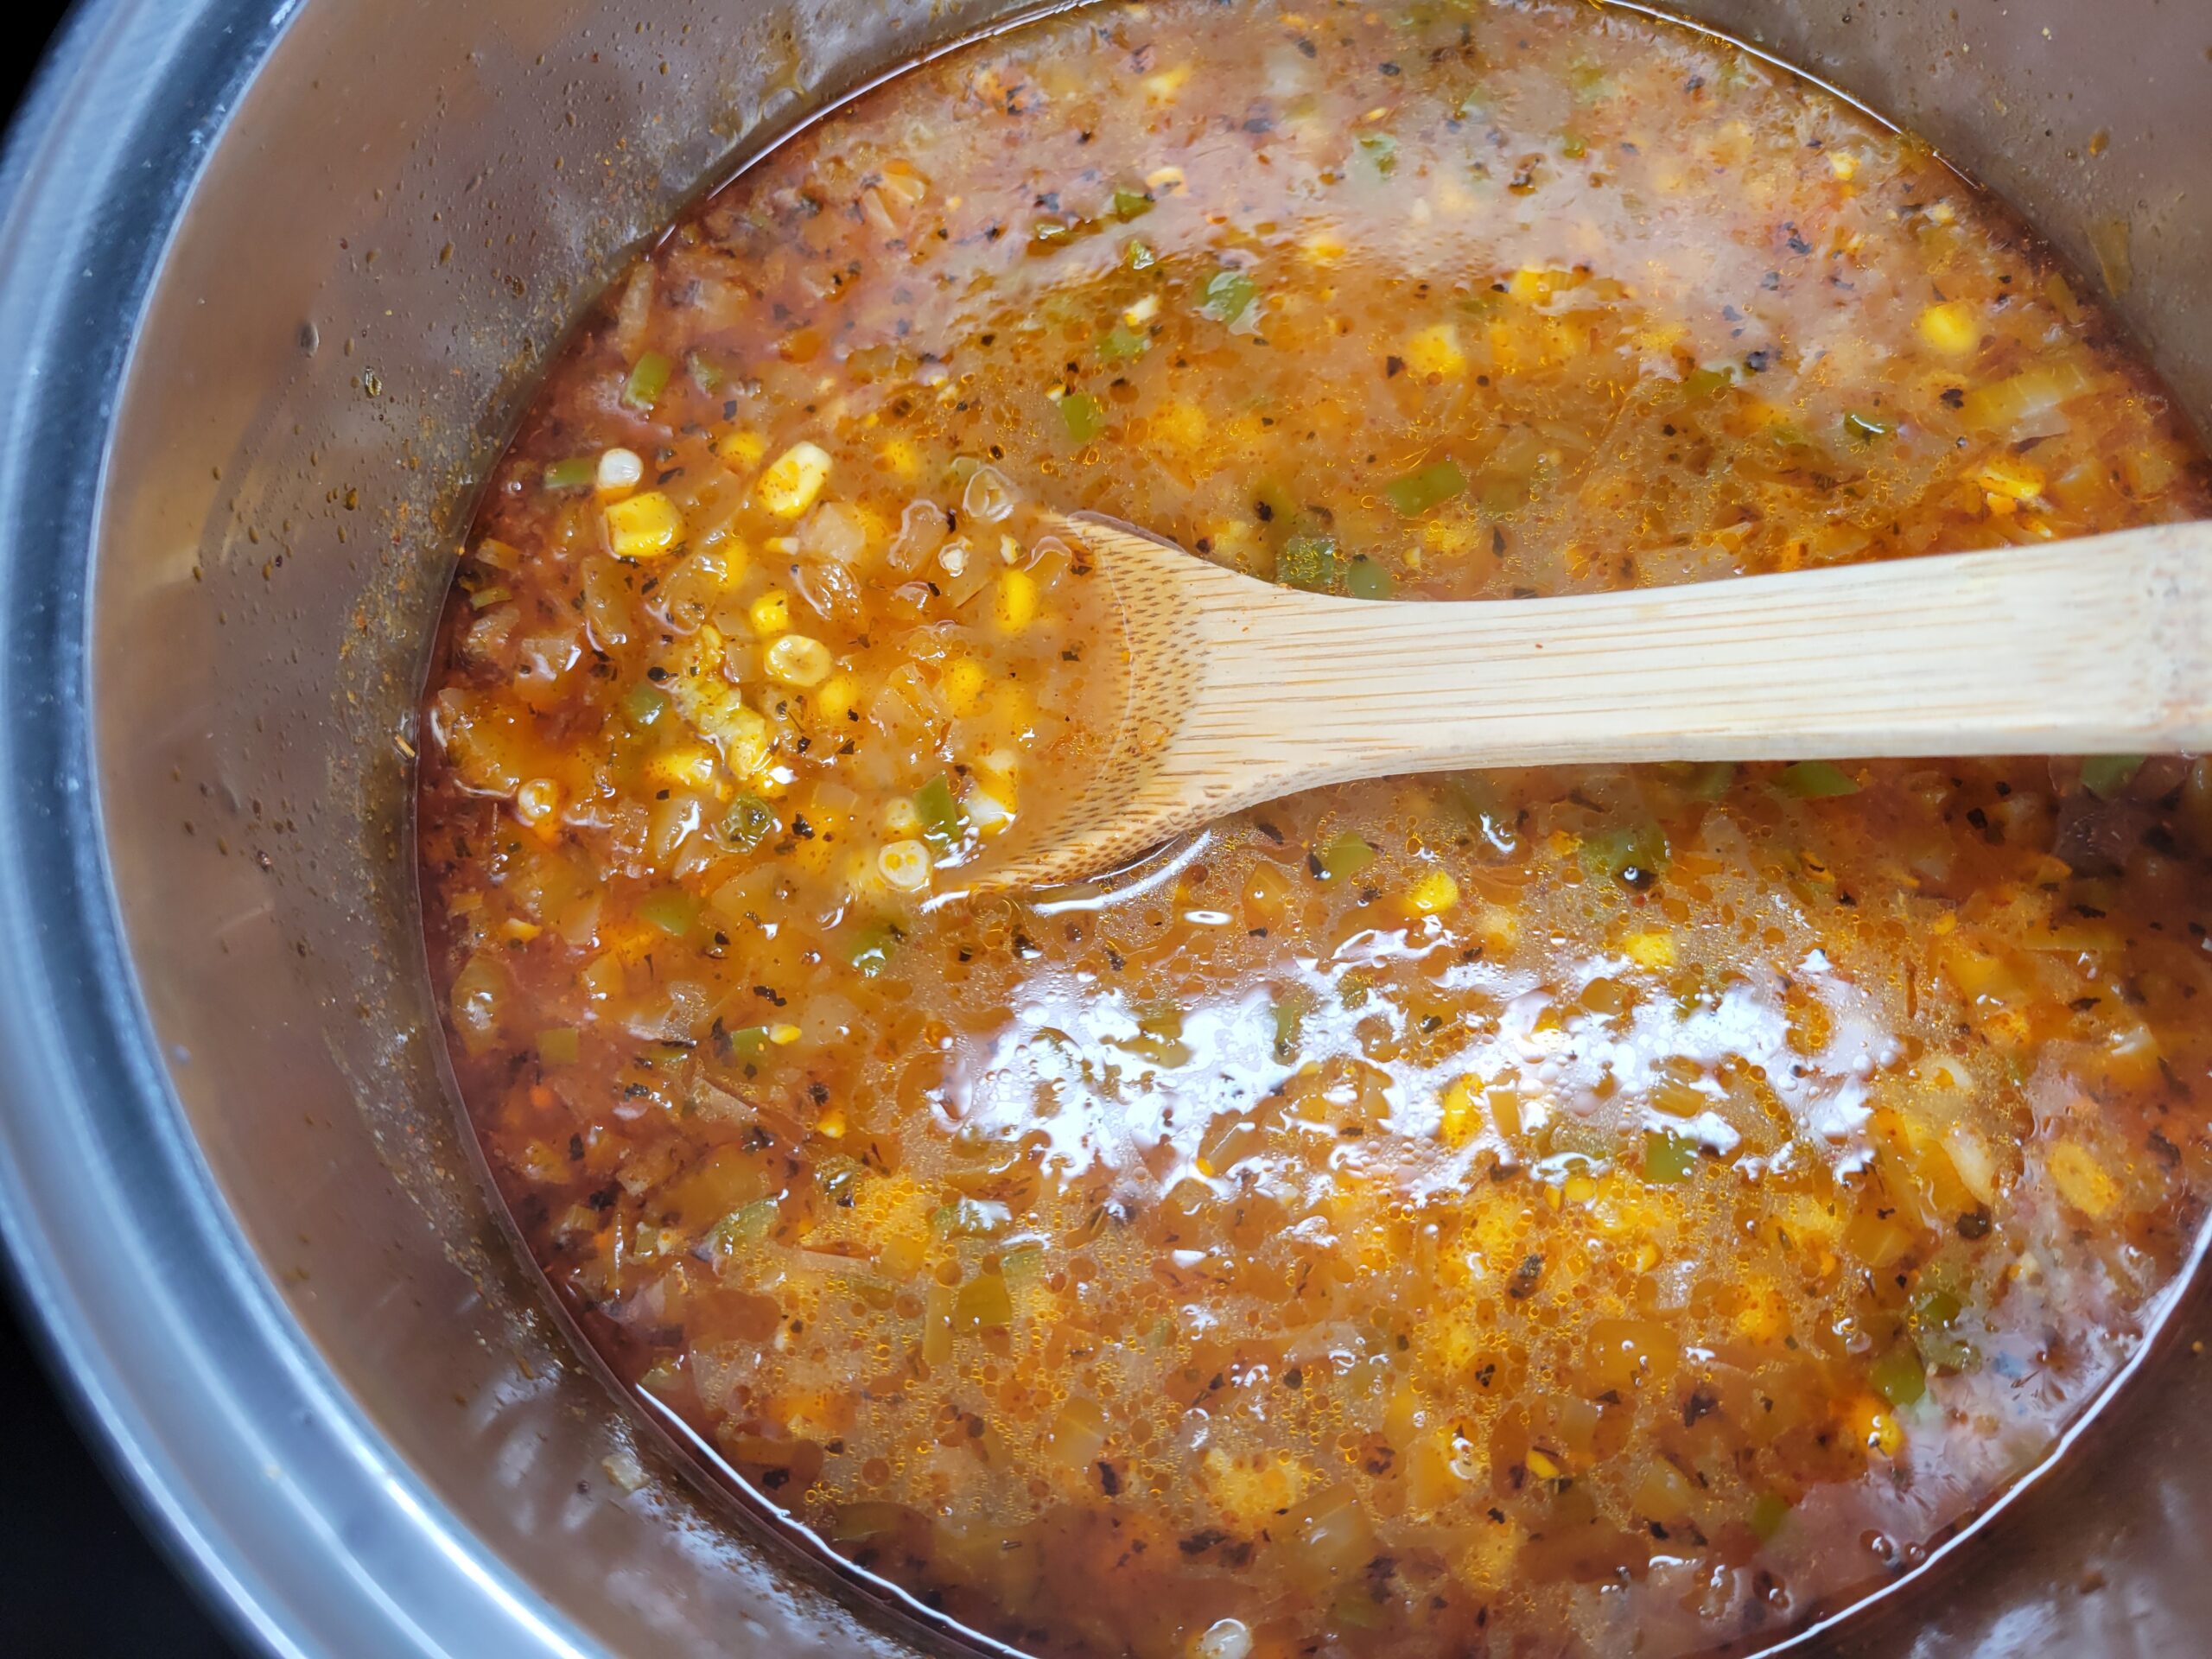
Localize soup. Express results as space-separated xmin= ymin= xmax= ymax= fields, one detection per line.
xmin=417 ymin=2 xmax=2212 ymax=1654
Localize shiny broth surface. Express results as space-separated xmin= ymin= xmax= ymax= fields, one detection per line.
xmin=420 ymin=3 xmax=2212 ymax=1654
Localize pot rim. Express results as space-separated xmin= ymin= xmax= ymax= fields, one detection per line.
xmin=0 ymin=5 xmax=599 ymax=1656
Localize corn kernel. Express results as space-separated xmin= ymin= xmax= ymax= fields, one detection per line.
xmin=2047 ymin=1141 xmax=2118 ymax=1218
xmin=1300 ymin=232 xmax=1346 ymax=265
xmin=599 ymin=921 xmax=663 ymax=967
xmin=1622 ymin=931 xmax=1676 ymax=969
xmin=1402 ymin=323 xmax=1466 ymax=378
xmin=1734 ymin=1279 xmax=1789 ymax=1341
xmin=966 ymin=779 xmax=1017 ymax=836
xmin=1153 ymin=402 xmax=1210 ymax=448
xmin=514 ymin=777 xmax=562 ymax=826
xmin=1123 ymin=293 xmax=1160 ymax=327
xmin=1439 ymin=1075 xmax=1481 ymax=1147
xmin=1976 ymin=458 xmax=2045 ymax=501
xmin=768 ymin=1024 xmax=802 ymax=1046
xmin=595 ymin=447 xmax=645 ymax=495
xmin=1846 ymin=1395 xmax=1905 ymax=1459
xmin=1916 ymin=300 xmax=1980 ymax=356
xmin=641 ymin=743 xmax=720 ymax=792
xmin=1471 ymin=903 xmax=1519 ymax=956
xmin=579 ymin=954 xmax=625 ymax=1001
xmin=755 ymin=440 xmax=832 ymax=517
xmin=787 ymin=830 xmax=836 ymax=878
xmin=1523 ymin=1449 xmax=1561 ymax=1480
xmin=750 ymin=588 xmax=792 ymax=637
xmin=815 ymin=674 xmax=858 ymax=723
xmin=766 ymin=632 xmax=834 ymax=687
xmin=880 ymin=435 xmax=923 ymax=478
xmin=878 ymin=837 xmax=933 ymax=893
xmin=717 ymin=429 xmax=768 ymax=470
xmin=943 ymin=654 xmax=988 ymax=715
xmin=1421 ymin=518 xmax=1483 ymax=558
xmin=1827 ymin=151 xmax=1858 ymax=181
xmin=1143 ymin=64 xmax=1192 ymax=100
xmin=1505 ymin=267 xmax=1560 ymax=305
xmin=603 ymin=491 xmax=685 ymax=560
xmin=1408 ymin=870 xmax=1461 ymax=916
xmin=994 ymin=568 xmax=1039 ymax=633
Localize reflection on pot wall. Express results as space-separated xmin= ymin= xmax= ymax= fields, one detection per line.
xmin=85 ymin=1 xmax=2212 ymax=1655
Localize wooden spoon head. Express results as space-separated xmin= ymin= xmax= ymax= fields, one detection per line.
xmin=956 ymin=511 xmax=1223 ymax=894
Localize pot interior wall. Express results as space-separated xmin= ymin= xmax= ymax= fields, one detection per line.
xmin=88 ymin=0 xmax=2212 ymax=1653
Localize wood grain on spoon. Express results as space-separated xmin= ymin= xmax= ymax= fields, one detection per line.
xmin=968 ymin=512 xmax=2212 ymax=892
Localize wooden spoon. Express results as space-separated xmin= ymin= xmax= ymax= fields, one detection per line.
xmin=967 ymin=512 xmax=2212 ymax=893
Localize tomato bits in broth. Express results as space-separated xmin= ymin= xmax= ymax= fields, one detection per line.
xmin=419 ymin=2 xmax=2212 ymax=1655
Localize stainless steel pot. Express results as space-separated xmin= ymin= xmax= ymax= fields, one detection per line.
xmin=3 ymin=2 xmax=2209 ymax=1655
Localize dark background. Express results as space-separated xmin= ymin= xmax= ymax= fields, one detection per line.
xmin=2 ymin=4 xmax=247 ymax=1655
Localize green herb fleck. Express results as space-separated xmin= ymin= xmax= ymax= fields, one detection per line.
xmin=1567 ymin=59 xmax=1616 ymax=105
xmin=847 ymin=918 xmax=900 ymax=977
xmin=684 ymin=349 xmax=723 ymax=393
xmin=1058 ymin=391 xmax=1108 ymax=443
xmin=721 ymin=1025 xmax=772 ymax=1058
xmin=622 ymin=683 xmax=669 ymax=728
xmin=914 ymin=774 xmax=973 ymax=860
xmin=1662 ymin=760 xmax=1735 ymax=802
xmin=1580 ymin=822 xmax=1668 ymax=887
xmin=1778 ymin=760 xmax=1860 ymax=798
xmin=709 ymin=1200 xmax=779 ymax=1254
xmin=1276 ymin=533 xmax=1338 ymax=591
xmin=719 ymin=794 xmax=778 ymax=852
xmin=1197 ymin=269 xmax=1260 ymax=325
xmin=1679 ymin=365 xmax=1737 ymax=400
xmin=1096 ymin=321 xmax=1150 ymax=363
xmin=1643 ymin=1130 xmax=1696 ymax=1185
xmin=1110 ymin=186 xmax=1154 ymax=220
xmin=1870 ymin=1344 xmax=1927 ymax=1408
xmin=2081 ymin=754 xmax=2145 ymax=800
xmin=1382 ymin=458 xmax=1468 ymax=517
xmin=623 ymin=351 xmax=673 ymax=412
xmin=638 ymin=887 xmax=698 ymax=938
xmin=1313 ymin=830 xmax=1376 ymax=882
xmin=1748 ymin=1491 xmax=1790 ymax=1542
xmin=1346 ymin=556 xmax=1395 ymax=601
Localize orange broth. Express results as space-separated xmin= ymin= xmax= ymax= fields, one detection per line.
xmin=419 ymin=3 xmax=2212 ymax=1654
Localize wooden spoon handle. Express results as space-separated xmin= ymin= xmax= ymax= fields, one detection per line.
xmin=1181 ymin=520 xmax=2212 ymax=785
